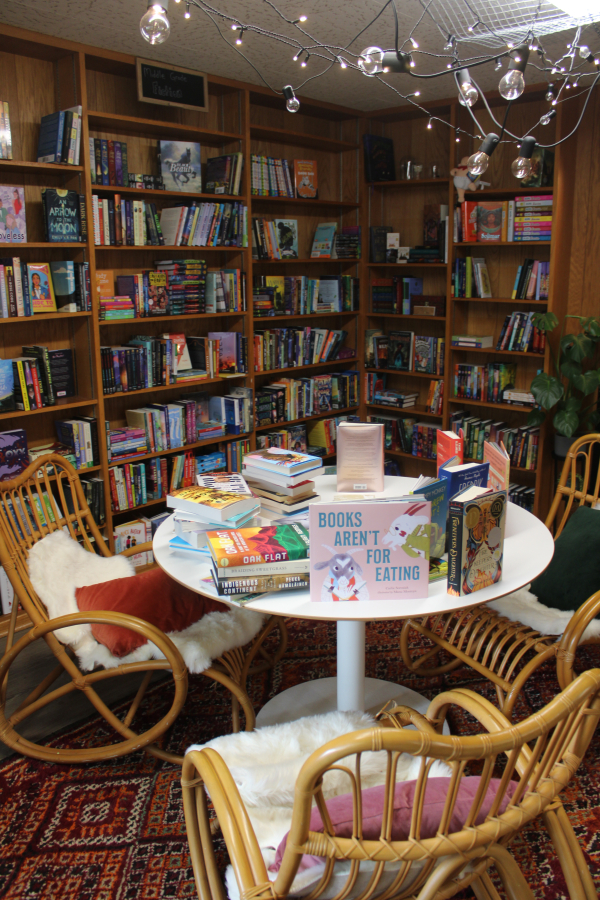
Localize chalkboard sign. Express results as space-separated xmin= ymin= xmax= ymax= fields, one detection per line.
xmin=136 ymin=58 xmax=209 ymax=112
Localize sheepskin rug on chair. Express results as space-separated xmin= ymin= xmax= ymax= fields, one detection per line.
xmin=490 ymin=587 xmax=600 ymax=640
xmin=187 ymin=710 xmax=450 ymax=899
xmin=27 ymin=530 xmax=265 ymax=673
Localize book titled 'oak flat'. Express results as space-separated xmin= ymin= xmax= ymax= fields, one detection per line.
xmin=167 ymin=485 xmax=257 ymax=521
xmin=207 ymin=522 xmax=310 ymax=570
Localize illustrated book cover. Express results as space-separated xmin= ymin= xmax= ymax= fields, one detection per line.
xmin=27 ymin=263 xmax=57 ymax=313
xmin=206 ymin=522 xmax=310 ymax=569
xmin=0 ymin=359 xmax=15 ymax=412
xmin=447 ymin=486 xmax=507 ymax=596
xmin=309 ymin=500 xmax=430 ymax=601
xmin=483 ymin=441 xmax=510 ymax=492
xmin=0 ymin=428 xmax=28 ymax=480
xmin=311 ymin=222 xmax=337 ymax=258
xmin=41 ymin=188 xmax=80 ymax=242
xmin=158 ymin=140 xmax=202 ymax=192
xmin=274 ymin=219 xmax=298 ymax=258
xmin=243 ymin=447 xmax=322 ymax=473
xmin=411 ymin=474 xmax=448 ymax=559
xmin=167 ymin=485 xmax=257 ymax=521
xmin=0 ymin=185 xmax=26 ymax=243
xmin=196 ymin=472 xmax=251 ymax=494
xmin=293 ymin=159 xmax=318 ymax=199
xmin=438 ymin=461 xmax=489 ymax=500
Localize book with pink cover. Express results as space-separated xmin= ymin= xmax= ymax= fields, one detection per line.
xmin=309 ymin=500 xmax=430 ymax=602
xmin=483 ymin=440 xmax=510 ymax=492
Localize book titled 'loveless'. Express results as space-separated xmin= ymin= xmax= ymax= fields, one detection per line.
xmin=309 ymin=500 xmax=430 ymax=602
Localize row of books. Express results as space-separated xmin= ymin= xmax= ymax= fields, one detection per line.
xmin=497 ymin=312 xmax=546 ymax=353
xmin=0 ymin=426 xmax=95 ymax=483
xmin=253 ymin=274 xmax=359 ymax=316
xmin=508 ymin=483 xmax=535 ymax=513
xmin=157 ymin=142 xmax=242 ymax=195
xmin=450 ymin=414 xmax=539 ymax=470
xmin=54 ymin=418 xmax=100 ymax=469
xmin=225 ymin=438 xmax=252 ymax=473
xmin=1 ymin=259 xmax=91 ymax=317
xmin=456 ymin=196 xmax=553 ymax=243
xmin=453 ymin=362 xmax=516 ymax=403
xmin=89 ymin=138 xmax=130 ymax=187
xmin=370 ymin=276 xmax=424 ymax=314
xmin=37 ymin=107 xmax=82 ymax=165
xmin=251 ymin=218 xmax=299 ymax=259
xmin=0 ymin=347 xmax=74 ymax=412
xmin=451 ymin=257 xmax=491 ymax=298
xmin=256 ymin=423 xmax=308 ymax=452
xmin=368 ymin=414 xmax=438 ymax=459
xmin=0 ymin=102 xmax=12 ymax=159
xmin=251 ymin=156 xmax=315 ymax=199
xmin=255 ymin=370 xmax=359 ymax=425
xmin=365 ymin=329 xmax=445 ymax=375
xmin=306 ymin=414 xmax=360 ymax=455
xmin=160 ymin=201 xmax=248 ymax=247
xmin=512 ymin=259 xmax=550 ymax=300
xmin=254 ymin=327 xmax=349 ymax=372
xmin=113 ymin=516 xmax=162 ymax=569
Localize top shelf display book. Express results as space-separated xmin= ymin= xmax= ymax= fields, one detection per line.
xmin=158 ymin=141 xmax=202 ymax=193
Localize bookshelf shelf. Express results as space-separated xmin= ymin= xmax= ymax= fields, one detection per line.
xmin=255 ymin=358 xmax=358 ymax=377
xmin=99 ymin=311 xmax=243 ymax=326
xmin=12 ymin=242 xmax=87 ymax=249
xmin=368 ymin=312 xmax=446 ymax=321
xmin=250 ymin=125 xmax=358 ymax=153
xmin=453 ymin=297 xmax=548 ymax=305
xmin=255 ymin=406 xmax=359 ymax=432
xmin=368 ymin=262 xmax=448 ymax=269
xmin=451 ymin=346 xmax=544 ymax=358
xmin=91 ymin=185 xmax=246 ymax=202
xmin=87 ymin=111 xmax=243 ymax=145
xmin=3 ymin=312 xmax=92 ymax=324
xmin=108 ymin=431 xmax=251 ymax=467
xmin=384 ymin=448 xmax=436 ymax=464
xmin=251 ymin=196 xmax=359 ymax=211
xmin=1 ymin=398 xmax=98 ymax=421
xmin=364 ymin=368 xmax=442 ymax=380
xmin=368 ymin=178 xmax=451 ymax=189
xmin=454 ymin=241 xmax=552 ymax=247
xmin=471 ymin=187 xmax=554 ymax=197
xmin=448 ymin=398 xmax=533 ymax=413
xmin=94 ymin=244 xmax=244 ymax=253
xmin=464 ymin=455 xmax=536 ymax=474
xmin=0 ymin=159 xmax=85 ymax=174
xmin=253 ymin=258 xmax=359 ymax=265
xmin=103 ymin=374 xmax=246 ymax=399
xmin=253 ymin=311 xmax=357 ymax=323
xmin=366 ymin=403 xmax=442 ymax=418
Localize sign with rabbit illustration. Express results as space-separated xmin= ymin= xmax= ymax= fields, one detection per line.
xmin=309 ymin=500 xmax=431 ymax=602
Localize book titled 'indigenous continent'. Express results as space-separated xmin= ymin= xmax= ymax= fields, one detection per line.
xmin=309 ymin=500 xmax=430 ymax=602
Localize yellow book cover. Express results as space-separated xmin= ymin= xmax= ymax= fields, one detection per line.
xmin=170 ymin=485 xmax=244 ymax=510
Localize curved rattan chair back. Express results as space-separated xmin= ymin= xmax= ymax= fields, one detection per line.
xmin=0 ymin=453 xmax=110 ymax=627
xmin=546 ymin=433 xmax=600 ymax=537
xmin=185 ymin=669 xmax=600 ymax=900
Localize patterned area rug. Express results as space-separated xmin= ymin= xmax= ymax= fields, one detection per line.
xmin=1 ymin=619 xmax=600 ymax=899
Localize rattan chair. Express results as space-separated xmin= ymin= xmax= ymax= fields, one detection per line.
xmin=400 ymin=433 xmax=600 ymax=719
xmin=182 ymin=669 xmax=600 ymax=900
xmin=0 ymin=454 xmax=287 ymax=765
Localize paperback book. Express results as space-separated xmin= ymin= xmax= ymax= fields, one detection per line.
xmin=447 ymin=486 xmax=507 ymax=596
xmin=167 ymin=485 xmax=257 ymax=521
xmin=0 ymin=185 xmax=26 ymax=243
xmin=243 ymin=447 xmax=322 ymax=474
xmin=309 ymin=500 xmax=431 ymax=602
xmin=207 ymin=522 xmax=310 ymax=572
xmin=158 ymin=141 xmax=202 ymax=192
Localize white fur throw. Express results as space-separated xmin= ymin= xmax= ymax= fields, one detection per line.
xmin=489 ymin=586 xmax=600 ymax=641
xmin=187 ymin=710 xmax=450 ymax=899
xmin=28 ymin=530 xmax=265 ymax=673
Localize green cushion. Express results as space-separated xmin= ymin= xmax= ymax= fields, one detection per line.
xmin=530 ymin=506 xmax=600 ymax=612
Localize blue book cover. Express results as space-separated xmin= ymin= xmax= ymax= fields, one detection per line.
xmin=0 ymin=359 xmax=15 ymax=412
xmin=37 ymin=111 xmax=65 ymax=163
xmin=0 ymin=428 xmax=27 ymax=479
xmin=100 ymin=140 xmax=109 ymax=185
xmin=412 ymin=477 xmax=448 ymax=558
xmin=439 ymin=461 xmax=489 ymax=501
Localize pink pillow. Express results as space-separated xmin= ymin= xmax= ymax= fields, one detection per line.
xmin=272 ymin=776 xmax=518 ymax=872
xmin=76 ymin=567 xmax=229 ymax=657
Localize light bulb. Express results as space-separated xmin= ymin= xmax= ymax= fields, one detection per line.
xmin=299 ymin=15 xmax=307 ymax=22
xmin=541 ymin=112 xmax=553 ymax=124
xmin=236 ymin=37 xmax=242 ymax=45
xmin=427 ymin=118 xmax=433 ymax=129
xmin=231 ymin=23 xmax=237 ymax=30
xmin=410 ymin=37 xmax=419 ymax=48
xmin=511 ymin=156 xmax=532 ymax=178
xmin=495 ymin=58 xmax=502 ymax=70
xmin=184 ymin=3 xmax=190 ymax=18
xmin=467 ymin=150 xmax=489 ymax=175
xmin=444 ymin=35 xmax=455 ymax=50
xmin=300 ymin=59 xmax=307 ymax=67
xmin=499 ymin=67 xmax=525 ymax=99
xmin=339 ymin=57 xmax=347 ymax=69
xmin=579 ymin=44 xmax=590 ymax=57
xmin=545 ymin=85 xmax=555 ymax=101
xmin=140 ymin=1 xmax=170 ymax=44
xmin=458 ymin=80 xmax=478 ymax=106
xmin=358 ymin=46 xmax=385 ymax=76
xmin=282 ymin=85 xmax=300 ymax=113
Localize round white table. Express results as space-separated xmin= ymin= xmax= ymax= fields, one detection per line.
xmin=153 ymin=474 xmax=554 ymax=726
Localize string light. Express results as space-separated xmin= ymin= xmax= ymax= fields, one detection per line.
xmin=236 ymin=27 xmax=244 ymax=45
xmin=140 ymin=0 xmax=170 ymax=44
xmin=338 ymin=56 xmax=348 ymax=69
xmin=541 ymin=109 xmax=557 ymax=125
xmin=282 ymin=85 xmax=300 ymax=113
xmin=444 ymin=35 xmax=455 ymax=51
xmin=427 ymin=118 xmax=433 ymax=129
xmin=545 ymin=85 xmax=555 ymax=102
xmin=468 ymin=133 xmax=500 ymax=175
xmin=184 ymin=2 xmax=190 ymax=18
xmin=410 ymin=37 xmax=419 ymax=48
xmin=300 ymin=53 xmax=309 ymax=67
xmin=495 ymin=58 xmax=502 ymax=70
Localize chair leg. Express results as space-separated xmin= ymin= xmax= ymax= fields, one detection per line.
xmin=543 ymin=807 xmax=594 ymax=900
xmin=471 ymin=871 xmax=504 ymax=900
xmin=486 ymin=844 xmax=535 ymax=900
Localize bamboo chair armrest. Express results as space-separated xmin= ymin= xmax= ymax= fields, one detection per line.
xmin=376 ymin=703 xmax=439 ymax=734
xmin=557 ymin=589 xmax=600 ymax=674
xmin=119 ymin=541 xmax=153 ymax=557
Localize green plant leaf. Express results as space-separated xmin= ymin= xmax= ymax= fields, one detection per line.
xmin=532 ymin=311 xmax=559 ymax=332
xmin=563 ymin=395 xmax=582 ymax=412
xmin=572 ymin=369 xmax=600 ymax=395
xmin=583 ymin=317 xmax=600 ymax=338
xmin=527 ymin=408 xmax=546 ymax=427
xmin=554 ymin=408 xmax=580 ymax=437
xmin=530 ymin=372 xmax=564 ymax=409
xmin=560 ymin=359 xmax=582 ymax=380
xmin=561 ymin=332 xmax=594 ymax=362
xmin=586 ymin=410 xmax=600 ymax=431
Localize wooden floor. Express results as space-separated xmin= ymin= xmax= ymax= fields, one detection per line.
xmin=0 ymin=628 xmax=150 ymax=761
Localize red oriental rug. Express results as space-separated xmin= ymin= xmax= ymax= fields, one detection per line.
xmin=1 ymin=619 xmax=600 ymax=899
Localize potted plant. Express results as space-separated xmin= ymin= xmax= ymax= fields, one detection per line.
xmin=528 ymin=312 xmax=600 ymax=456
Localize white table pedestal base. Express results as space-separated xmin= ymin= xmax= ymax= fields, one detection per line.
xmin=256 ymin=677 xmax=431 ymax=727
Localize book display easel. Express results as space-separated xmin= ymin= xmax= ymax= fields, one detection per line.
xmin=0 ymin=25 xmax=361 ymax=586
xmin=363 ymin=90 xmax=573 ymax=521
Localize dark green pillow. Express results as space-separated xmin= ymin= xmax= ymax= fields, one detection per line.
xmin=530 ymin=506 xmax=600 ymax=612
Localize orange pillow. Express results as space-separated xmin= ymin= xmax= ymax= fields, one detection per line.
xmin=76 ymin=567 xmax=229 ymax=657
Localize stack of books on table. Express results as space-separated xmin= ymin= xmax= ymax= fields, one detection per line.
xmin=242 ymin=448 xmax=323 ymax=520
xmin=166 ymin=475 xmax=260 ymax=553
xmin=206 ymin=521 xmax=311 ymax=595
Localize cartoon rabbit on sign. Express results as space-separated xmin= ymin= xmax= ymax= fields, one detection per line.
xmin=382 ymin=503 xmax=431 ymax=558
xmin=314 ymin=545 xmax=370 ymax=602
